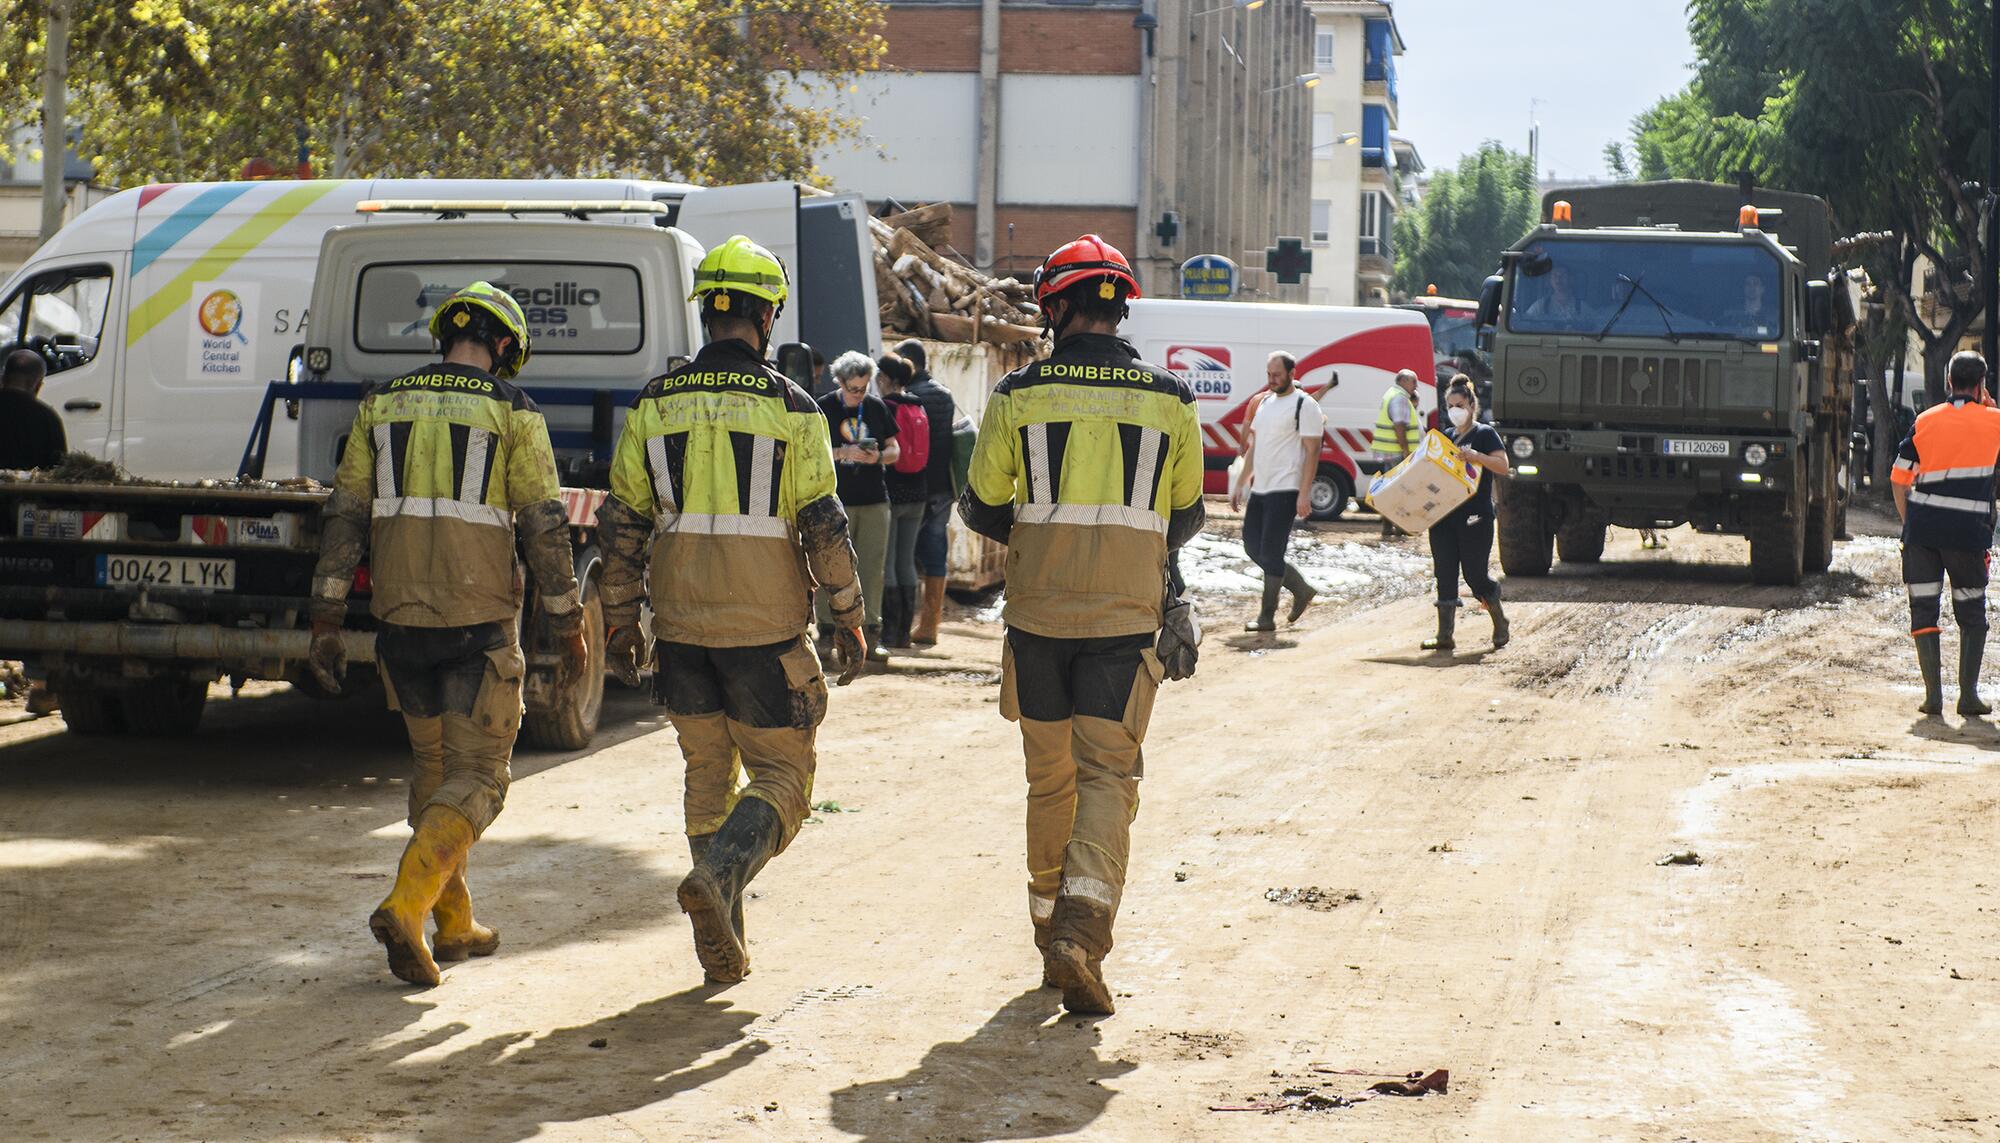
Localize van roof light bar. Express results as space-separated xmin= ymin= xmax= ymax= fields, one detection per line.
xmin=355 ymin=199 xmax=672 ymax=220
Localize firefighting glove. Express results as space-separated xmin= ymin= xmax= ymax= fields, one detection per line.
xmin=606 ymin=625 xmax=647 ymax=688
xmin=558 ymin=629 xmax=591 ymax=690
xmin=1157 ymin=598 xmax=1202 ymax=682
xmin=307 ymin=622 xmax=346 ymax=694
xmin=831 ymin=626 xmax=867 ymax=686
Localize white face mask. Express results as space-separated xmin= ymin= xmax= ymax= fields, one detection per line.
xmin=1448 ymin=406 xmax=1473 ymax=429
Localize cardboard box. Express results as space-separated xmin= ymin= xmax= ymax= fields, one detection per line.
xmin=1366 ymin=429 xmax=1480 ymax=533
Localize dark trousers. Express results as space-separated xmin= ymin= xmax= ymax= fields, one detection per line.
xmin=1241 ymin=490 xmax=1300 ymax=578
xmin=916 ymin=491 xmax=954 ymax=578
xmin=1902 ymin=542 xmax=1990 ymax=635
xmin=1430 ymin=513 xmax=1497 ymax=603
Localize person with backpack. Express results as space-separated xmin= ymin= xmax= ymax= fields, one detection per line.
xmin=876 ymin=351 xmax=931 ymax=649
xmin=816 ymin=351 xmax=900 ymax=664
xmin=1229 ymin=350 xmax=1321 ymax=631
xmin=894 ymin=338 xmax=961 ymax=645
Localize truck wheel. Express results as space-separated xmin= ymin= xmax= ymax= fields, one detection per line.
xmin=521 ymin=575 xmax=606 ymax=752
xmin=1749 ymin=507 xmax=1806 ymax=586
xmin=1556 ymin=520 xmax=1607 ymax=564
xmin=1308 ymin=466 xmax=1353 ymax=521
xmin=1497 ymin=481 xmax=1554 ymax=577
xmin=122 ymin=678 xmax=210 ymax=737
xmin=57 ymin=683 xmax=127 ymax=736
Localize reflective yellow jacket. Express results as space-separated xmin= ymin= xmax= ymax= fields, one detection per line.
xmin=313 ymin=363 xmax=577 ymax=631
xmin=960 ymin=332 xmax=1205 ymax=639
xmin=601 ymin=339 xmax=860 ymax=647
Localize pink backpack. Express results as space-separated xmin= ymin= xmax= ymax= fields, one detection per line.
xmin=892 ymin=400 xmax=930 ymax=474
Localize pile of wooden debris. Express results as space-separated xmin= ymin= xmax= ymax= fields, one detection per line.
xmin=868 ymin=203 xmax=1043 ymax=347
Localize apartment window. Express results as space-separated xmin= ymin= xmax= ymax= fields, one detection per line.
xmin=1315 ymin=29 xmax=1336 ymax=71
xmin=1311 ymin=199 xmax=1331 ymax=246
xmin=1313 ymin=113 xmax=1336 ymax=154
xmin=1358 ymin=193 xmax=1380 ymax=240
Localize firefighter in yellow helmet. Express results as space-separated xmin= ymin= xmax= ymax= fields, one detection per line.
xmin=597 ymin=236 xmax=867 ymax=983
xmin=959 ymin=235 xmax=1205 ymax=1015
xmin=308 ymin=281 xmax=587 ymax=987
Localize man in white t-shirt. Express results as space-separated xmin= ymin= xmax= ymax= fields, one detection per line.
xmin=1230 ymin=351 xmax=1325 ymax=631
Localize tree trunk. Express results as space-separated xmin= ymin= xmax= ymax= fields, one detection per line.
xmin=1867 ymin=374 xmax=1895 ymax=491
xmin=38 ymin=0 xmax=71 ymax=248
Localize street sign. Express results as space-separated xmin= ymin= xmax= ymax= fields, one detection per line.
xmin=1181 ymin=254 xmax=1238 ymax=299
xmin=1266 ymin=237 xmax=1312 ymax=285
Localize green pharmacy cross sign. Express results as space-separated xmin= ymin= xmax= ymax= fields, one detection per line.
xmin=1181 ymin=254 xmax=1238 ymax=300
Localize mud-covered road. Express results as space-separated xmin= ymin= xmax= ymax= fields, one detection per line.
xmin=4 ymin=505 xmax=1997 ymax=1141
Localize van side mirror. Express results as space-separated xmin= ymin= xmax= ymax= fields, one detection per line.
xmin=1476 ymin=275 xmax=1502 ymax=329
xmin=1805 ymin=280 xmax=1831 ymax=336
xmin=773 ymin=342 xmax=815 ymax=391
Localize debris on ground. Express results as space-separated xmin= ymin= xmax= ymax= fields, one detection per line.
xmin=1263 ymin=886 xmax=1361 ymax=911
xmin=1211 ymin=1067 xmax=1449 ymax=1114
xmin=1656 ymin=850 xmax=1703 ymax=866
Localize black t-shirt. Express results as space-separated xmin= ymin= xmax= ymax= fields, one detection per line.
xmin=1448 ymin=422 xmax=1504 ymax=523
xmin=0 ymin=388 xmax=67 ymax=470
xmin=817 ymin=391 xmax=898 ymax=507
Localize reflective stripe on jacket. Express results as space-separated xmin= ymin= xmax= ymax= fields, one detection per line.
xmin=608 ymin=338 xmax=839 ymax=646
xmin=965 ymin=332 xmax=1203 ymax=639
xmin=1370 ymin=384 xmax=1413 ymax=454
xmin=1893 ymin=396 xmax=2000 ymax=551
xmin=329 ymin=364 xmax=562 ymax=627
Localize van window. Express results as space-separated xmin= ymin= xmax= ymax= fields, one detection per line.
xmin=0 ymin=264 xmax=113 ymax=374
xmin=355 ymin=261 xmax=644 ymax=356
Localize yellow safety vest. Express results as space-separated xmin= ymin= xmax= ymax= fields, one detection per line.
xmin=1371 ymin=384 xmax=1415 ymax=454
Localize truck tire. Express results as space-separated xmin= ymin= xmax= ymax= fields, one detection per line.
xmin=1556 ymin=520 xmax=1607 ymax=565
xmin=1497 ymin=481 xmax=1554 ymax=577
xmin=57 ymin=683 xmax=126 ymax=736
xmin=1749 ymin=506 xmax=1806 ymax=586
xmin=122 ymin=678 xmax=209 ymax=737
xmin=1308 ymin=465 xmax=1353 ymax=521
xmin=521 ymin=573 xmax=606 ymax=752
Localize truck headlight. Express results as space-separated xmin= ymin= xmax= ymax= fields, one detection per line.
xmin=1743 ymin=443 xmax=1769 ymax=467
xmin=1510 ymin=436 xmax=1536 ymax=460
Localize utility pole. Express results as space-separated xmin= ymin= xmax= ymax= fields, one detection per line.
xmin=1986 ymin=0 xmax=1998 ymax=386
xmin=38 ymin=0 xmax=71 ymax=248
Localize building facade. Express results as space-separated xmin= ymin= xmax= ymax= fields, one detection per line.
xmin=1303 ymin=0 xmax=1406 ymax=307
xmin=794 ymin=0 xmax=1316 ymax=301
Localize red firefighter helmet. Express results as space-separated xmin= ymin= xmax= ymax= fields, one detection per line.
xmin=1033 ymin=234 xmax=1142 ymax=305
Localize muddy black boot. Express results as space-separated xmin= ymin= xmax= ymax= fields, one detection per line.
xmin=881 ymin=587 xmax=911 ymax=649
xmin=1916 ymin=632 xmax=1944 ymax=716
xmin=1960 ymin=632 xmax=1991 ymax=716
xmin=1421 ymin=603 xmax=1457 ymax=653
xmin=677 ymin=798 xmax=779 ymax=983
xmin=1244 ymin=576 xmax=1281 ymax=632
xmin=1482 ymin=589 xmax=1510 ymax=649
xmin=686 ymin=834 xmax=744 ymax=952
xmin=1280 ymin=564 xmax=1317 ymax=623
xmin=866 ymin=624 xmax=890 ymax=665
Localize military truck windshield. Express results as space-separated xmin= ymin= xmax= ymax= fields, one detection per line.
xmin=1507 ymin=240 xmax=1782 ymax=342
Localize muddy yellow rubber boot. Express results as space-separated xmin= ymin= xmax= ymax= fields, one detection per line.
xmin=431 ymin=857 xmax=500 ymax=963
xmin=370 ymin=806 xmax=474 ymax=987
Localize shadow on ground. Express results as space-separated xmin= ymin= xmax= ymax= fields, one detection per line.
xmin=827 ymin=987 xmax=1134 ymax=1143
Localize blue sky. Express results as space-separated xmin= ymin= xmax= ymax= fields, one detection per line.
xmin=1390 ymin=0 xmax=1697 ymax=179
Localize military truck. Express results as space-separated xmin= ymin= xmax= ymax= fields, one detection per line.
xmin=1474 ymin=180 xmax=1853 ymax=585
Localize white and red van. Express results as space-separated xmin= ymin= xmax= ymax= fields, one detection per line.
xmin=1121 ymin=298 xmax=1438 ymax=518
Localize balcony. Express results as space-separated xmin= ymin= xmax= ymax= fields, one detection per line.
xmin=1358 ymin=233 xmax=1394 ymax=280
xmin=1363 ymin=18 xmax=1399 ymax=117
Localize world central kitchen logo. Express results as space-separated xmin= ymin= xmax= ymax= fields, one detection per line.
xmin=194 ymin=287 xmax=250 ymax=376
xmin=1166 ymin=345 xmax=1233 ymax=400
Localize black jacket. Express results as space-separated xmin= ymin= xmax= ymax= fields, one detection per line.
xmin=0 ymin=388 xmax=66 ymax=470
xmin=905 ymin=373 xmax=958 ymax=497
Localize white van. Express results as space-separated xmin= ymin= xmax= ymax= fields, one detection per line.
xmin=1 ymin=177 xmax=879 ymax=481
xmin=1120 ymin=298 xmax=1439 ymax=517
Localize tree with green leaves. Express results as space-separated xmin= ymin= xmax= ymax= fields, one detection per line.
xmin=1391 ymin=141 xmax=1537 ymax=300
xmin=1602 ymin=141 xmax=1635 ymax=182
xmin=0 ymin=1 xmax=885 ymax=194
xmin=1626 ymin=0 xmax=1989 ymax=400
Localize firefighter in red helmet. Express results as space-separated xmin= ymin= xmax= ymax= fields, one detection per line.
xmin=958 ymin=235 xmax=1205 ymax=1015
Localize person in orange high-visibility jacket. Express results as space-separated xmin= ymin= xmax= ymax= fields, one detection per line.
xmin=1891 ymin=350 xmax=2000 ymax=717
